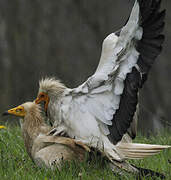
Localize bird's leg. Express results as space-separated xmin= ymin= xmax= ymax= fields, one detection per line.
xmin=47 ymin=125 xmax=67 ymax=137
xmin=73 ymin=140 xmax=91 ymax=152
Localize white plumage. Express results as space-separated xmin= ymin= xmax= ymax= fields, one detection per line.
xmin=35 ymin=0 xmax=170 ymax=169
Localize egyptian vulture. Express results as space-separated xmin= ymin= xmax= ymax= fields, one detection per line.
xmin=2 ymin=103 xmax=168 ymax=178
xmin=3 ymin=102 xmax=89 ymax=169
xmin=35 ymin=0 xmax=170 ymax=164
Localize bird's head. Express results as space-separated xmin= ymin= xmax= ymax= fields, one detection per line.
xmin=2 ymin=102 xmax=40 ymax=119
xmin=3 ymin=105 xmax=26 ymax=117
xmin=35 ymin=78 xmax=66 ymax=113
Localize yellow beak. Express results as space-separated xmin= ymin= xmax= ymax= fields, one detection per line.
xmin=3 ymin=106 xmax=26 ymax=117
xmin=35 ymin=97 xmax=42 ymax=104
xmin=35 ymin=93 xmax=49 ymax=113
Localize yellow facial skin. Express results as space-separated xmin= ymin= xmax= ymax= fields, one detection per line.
xmin=0 ymin=126 xmax=6 ymax=129
xmin=7 ymin=106 xmax=26 ymax=117
xmin=35 ymin=92 xmax=49 ymax=113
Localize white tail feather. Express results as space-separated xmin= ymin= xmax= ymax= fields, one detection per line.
xmin=116 ymin=143 xmax=171 ymax=159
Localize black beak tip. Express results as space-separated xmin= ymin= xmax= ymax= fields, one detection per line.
xmin=2 ymin=111 xmax=9 ymax=116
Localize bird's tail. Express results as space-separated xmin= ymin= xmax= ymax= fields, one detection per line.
xmin=116 ymin=143 xmax=170 ymax=159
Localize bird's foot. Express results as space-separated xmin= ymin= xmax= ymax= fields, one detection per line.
xmin=47 ymin=126 xmax=68 ymax=137
xmin=47 ymin=128 xmax=57 ymax=135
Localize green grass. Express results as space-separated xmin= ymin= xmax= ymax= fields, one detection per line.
xmin=0 ymin=126 xmax=171 ymax=180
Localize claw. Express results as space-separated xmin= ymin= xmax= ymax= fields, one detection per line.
xmin=47 ymin=126 xmax=68 ymax=137
xmin=53 ymin=130 xmax=65 ymax=137
xmin=47 ymin=128 xmax=57 ymax=136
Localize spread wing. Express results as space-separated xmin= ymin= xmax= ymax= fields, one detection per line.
xmin=62 ymin=0 xmax=165 ymax=144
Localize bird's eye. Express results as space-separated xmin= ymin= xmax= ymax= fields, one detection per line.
xmin=16 ymin=108 xmax=22 ymax=112
xmin=40 ymin=94 xmax=45 ymax=98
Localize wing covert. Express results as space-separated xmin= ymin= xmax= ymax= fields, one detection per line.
xmin=63 ymin=0 xmax=165 ymax=144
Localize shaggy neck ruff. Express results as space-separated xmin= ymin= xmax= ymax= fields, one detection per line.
xmin=39 ymin=78 xmax=66 ymax=99
xmin=21 ymin=104 xmax=45 ymax=157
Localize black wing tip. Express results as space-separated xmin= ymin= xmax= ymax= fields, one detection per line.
xmin=135 ymin=166 xmax=166 ymax=179
xmin=137 ymin=0 xmax=165 ymax=84
xmin=108 ymin=0 xmax=165 ymax=144
xmin=138 ymin=0 xmax=165 ymax=25
xmin=108 ymin=68 xmax=140 ymax=144
xmin=160 ymin=9 xmax=166 ymax=16
xmin=131 ymin=164 xmax=166 ymax=179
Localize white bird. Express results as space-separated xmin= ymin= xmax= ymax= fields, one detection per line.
xmin=35 ymin=0 xmax=170 ymax=167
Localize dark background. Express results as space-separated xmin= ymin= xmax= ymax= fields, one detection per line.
xmin=0 ymin=0 xmax=170 ymax=134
